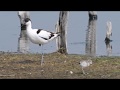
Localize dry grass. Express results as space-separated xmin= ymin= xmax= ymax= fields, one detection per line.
xmin=0 ymin=52 xmax=120 ymax=79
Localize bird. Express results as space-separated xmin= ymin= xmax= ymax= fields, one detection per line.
xmin=79 ymin=59 xmax=92 ymax=74
xmin=22 ymin=18 xmax=60 ymax=66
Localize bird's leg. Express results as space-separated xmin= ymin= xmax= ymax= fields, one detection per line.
xmin=82 ymin=67 xmax=86 ymax=75
xmin=41 ymin=44 xmax=44 ymax=66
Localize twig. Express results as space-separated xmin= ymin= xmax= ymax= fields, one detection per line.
xmin=0 ymin=74 xmax=15 ymax=77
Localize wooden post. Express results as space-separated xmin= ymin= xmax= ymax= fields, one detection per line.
xmin=88 ymin=11 xmax=97 ymax=20
xmin=105 ymin=21 xmax=112 ymax=56
xmin=105 ymin=41 xmax=112 ymax=56
xmin=105 ymin=21 xmax=112 ymax=42
xmin=85 ymin=12 xmax=97 ymax=57
xmin=56 ymin=11 xmax=69 ymax=54
xmin=17 ymin=11 xmax=30 ymax=53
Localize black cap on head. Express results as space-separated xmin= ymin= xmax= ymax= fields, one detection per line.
xmin=24 ymin=18 xmax=31 ymax=22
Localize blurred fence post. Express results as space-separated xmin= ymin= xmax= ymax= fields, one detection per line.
xmin=88 ymin=11 xmax=97 ymax=20
xmin=56 ymin=11 xmax=69 ymax=54
xmin=105 ymin=21 xmax=112 ymax=42
xmin=85 ymin=11 xmax=97 ymax=57
xmin=105 ymin=21 xmax=112 ymax=56
xmin=105 ymin=41 xmax=112 ymax=56
xmin=17 ymin=11 xmax=30 ymax=53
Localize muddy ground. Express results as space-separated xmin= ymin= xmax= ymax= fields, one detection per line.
xmin=0 ymin=52 xmax=120 ymax=79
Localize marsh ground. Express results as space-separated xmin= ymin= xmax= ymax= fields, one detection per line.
xmin=0 ymin=52 xmax=120 ymax=79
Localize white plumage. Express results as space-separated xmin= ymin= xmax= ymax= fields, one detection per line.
xmin=79 ymin=60 xmax=92 ymax=74
xmin=23 ymin=18 xmax=60 ymax=65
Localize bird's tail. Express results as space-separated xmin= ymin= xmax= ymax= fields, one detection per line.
xmin=49 ymin=32 xmax=60 ymax=41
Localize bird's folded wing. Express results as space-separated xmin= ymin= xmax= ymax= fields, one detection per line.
xmin=35 ymin=29 xmax=54 ymax=40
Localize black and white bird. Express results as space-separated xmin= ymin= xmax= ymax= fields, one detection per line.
xmin=23 ymin=18 xmax=60 ymax=65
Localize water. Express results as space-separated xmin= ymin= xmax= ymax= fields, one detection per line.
xmin=0 ymin=11 xmax=120 ymax=56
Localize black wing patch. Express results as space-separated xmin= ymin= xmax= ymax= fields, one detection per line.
xmin=36 ymin=29 xmax=42 ymax=34
xmin=40 ymin=37 xmax=48 ymax=40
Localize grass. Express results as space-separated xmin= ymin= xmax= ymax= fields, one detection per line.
xmin=0 ymin=52 xmax=120 ymax=79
